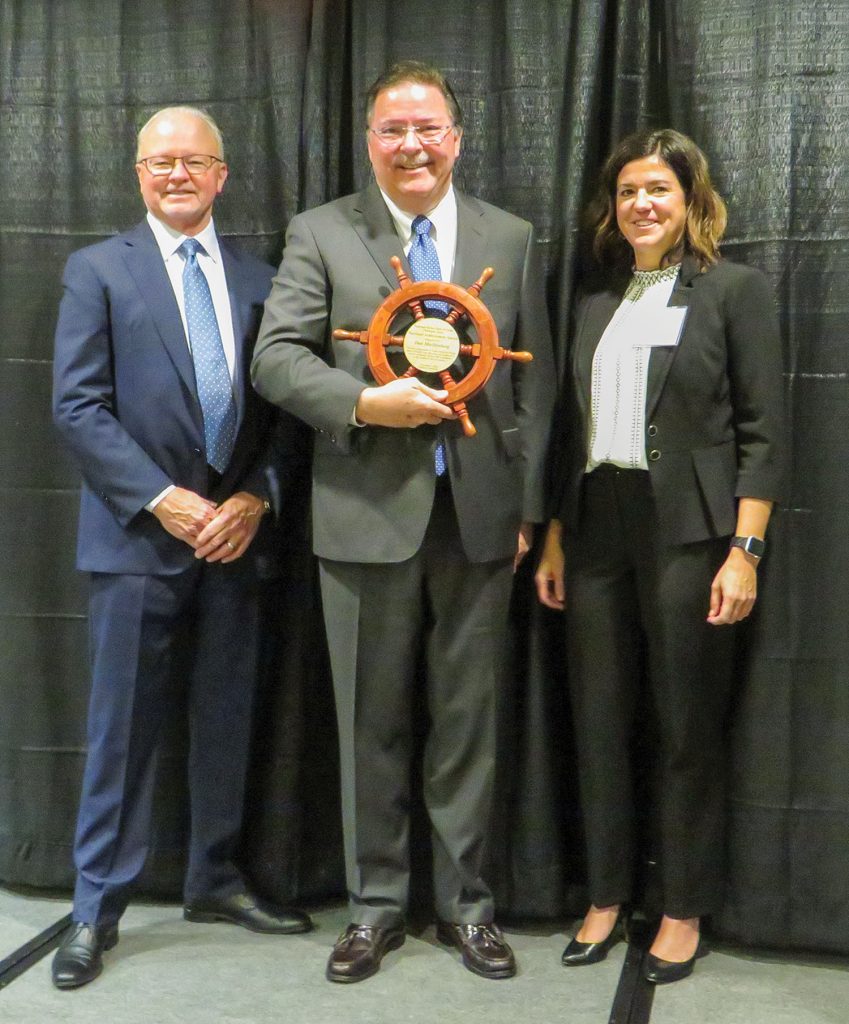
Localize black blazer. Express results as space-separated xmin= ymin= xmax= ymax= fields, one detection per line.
xmin=556 ymin=256 xmax=785 ymax=545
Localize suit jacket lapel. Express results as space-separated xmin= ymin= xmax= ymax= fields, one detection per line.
xmin=120 ymin=221 xmax=199 ymax=404
xmin=352 ymin=184 xmax=488 ymax=290
xmin=645 ymin=256 xmax=697 ymax=421
xmin=220 ymin=239 xmax=248 ymax=425
xmin=352 ymin=183 xmax=407 ymax=289
xmin=453 ymin=191 xmax=487 ymax=286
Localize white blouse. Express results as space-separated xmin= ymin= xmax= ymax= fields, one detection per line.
xmin=587 ymin=263 xmax=682 ymax=472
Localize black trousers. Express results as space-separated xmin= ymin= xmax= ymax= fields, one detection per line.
xmin=319 ymin=480 xmax=513 ymax=928
xmin=564 ymin=464 xmax=735 ymax=918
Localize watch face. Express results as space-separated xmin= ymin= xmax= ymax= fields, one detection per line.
xmin=733 ymin=535 xmax=765 ymax=557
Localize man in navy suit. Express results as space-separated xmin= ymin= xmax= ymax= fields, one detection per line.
xmin=51 ymin=106 xmax=311 ymax=990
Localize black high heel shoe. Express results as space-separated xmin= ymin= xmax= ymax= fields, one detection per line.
xmin=561 ymin=909 xmax=626 ymax=966
xmin=643 ymin=937 xmax=709 ymax=984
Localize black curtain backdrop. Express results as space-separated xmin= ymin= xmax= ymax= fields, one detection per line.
xmin=1 ymin=0 xmax=847 ymax=955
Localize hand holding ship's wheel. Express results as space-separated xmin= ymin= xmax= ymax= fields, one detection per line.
xmin=333 ymin=257 xmax=533 ymax=437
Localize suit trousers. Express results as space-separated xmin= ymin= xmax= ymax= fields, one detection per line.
xmin=564 ymin=464 xmax=735 ymax=919
xmin=72 ymin=557 xmax=260 ymax=926
xmin=318 ymin=479 xmax=513 ymax=928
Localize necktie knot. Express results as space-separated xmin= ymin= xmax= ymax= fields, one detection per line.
xmin=412 ymin=215 xmax=432 ymax=239
xmin=180 ymin=237 xmax=204 ymax=260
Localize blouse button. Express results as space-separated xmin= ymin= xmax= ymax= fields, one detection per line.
xmin=648 ymin=449 xmax=661 ymax=462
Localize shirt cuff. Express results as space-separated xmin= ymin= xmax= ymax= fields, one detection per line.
xmin=145 ymin=484 xmax=176 ymax=512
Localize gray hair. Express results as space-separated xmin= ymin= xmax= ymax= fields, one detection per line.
xmin=136 ymin=106 xmax=225 ymax=160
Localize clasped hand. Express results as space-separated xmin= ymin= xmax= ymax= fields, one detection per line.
xmin=152 ymin=487 xmax=265 ymax=563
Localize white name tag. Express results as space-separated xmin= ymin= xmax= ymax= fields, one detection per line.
xmin=631 ymin=306 xmax=688 ymax=348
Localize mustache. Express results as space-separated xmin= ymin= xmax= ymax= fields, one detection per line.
xmin=393 ymin=154 xmax=430 ymax=169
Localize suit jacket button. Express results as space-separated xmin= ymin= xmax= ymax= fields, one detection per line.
xmin=648 ymin=449 xmax=661 ymax=461
xmin=647 ymin=424 xmax=658 ymax=437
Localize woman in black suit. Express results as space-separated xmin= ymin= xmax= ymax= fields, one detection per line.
xmin=536 ymin=129 xmax=784 ymax=984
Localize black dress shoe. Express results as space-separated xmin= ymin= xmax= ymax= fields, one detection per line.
xmin=436 ymin=921 xmax=516 ymax=979
xmin=326 ymin=923 xmax=406 ymax=983
xmin=561 ymin=916 xmax=622 ymax=966
xmin=52 ymin=922 xmax=119 ymax=990
xmin=183 ymin=891 xmax=312 ymax=934
xmin=643 ymin=938 xmax=709 ymax=984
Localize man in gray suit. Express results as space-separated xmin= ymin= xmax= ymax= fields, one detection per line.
xmin=252 ymin=60 xmax=554 ymax=983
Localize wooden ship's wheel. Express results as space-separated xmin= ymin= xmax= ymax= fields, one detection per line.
xmin=332 ymin=257 xmax=533 ymax=437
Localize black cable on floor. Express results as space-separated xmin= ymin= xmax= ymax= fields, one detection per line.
xmin=607 ymin=918 xmax=656 ymax=1024
xmin=0 ymin=913 xmax=73 ymax=990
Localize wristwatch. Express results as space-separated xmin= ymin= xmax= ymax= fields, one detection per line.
xmin=246 ymin=498 xmax=272 ymax=519
xmin=730 ymin=535 xmax=765 ymax=560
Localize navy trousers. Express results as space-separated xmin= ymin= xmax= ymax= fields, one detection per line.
xmin=72 ymin=557 xmax=260 ymax=926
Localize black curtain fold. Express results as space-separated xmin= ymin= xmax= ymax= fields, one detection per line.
xmin=2 ymin=0 xmax=848 ymax=955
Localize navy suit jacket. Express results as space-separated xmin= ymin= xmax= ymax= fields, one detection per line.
xmin=53 ymin=219 xmax=276 ymax=575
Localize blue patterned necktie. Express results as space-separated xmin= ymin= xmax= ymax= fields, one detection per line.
xmin=408 ymin=215 xmax=447 ymax=476
xmin=180 ymin=238 xmax=237 ymax=474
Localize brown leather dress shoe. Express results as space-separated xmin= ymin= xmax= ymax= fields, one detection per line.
xmin=183 ymin=890 xmax=312 ymax=934
xmin=436 ymin=921 xmax=516 ymax=979
xmin=52 ymin=922 xmax=119 ymax=990
xmin=326 ymin=923 xmax=406 ymax=983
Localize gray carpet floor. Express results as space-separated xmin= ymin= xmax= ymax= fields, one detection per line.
xmin=1 ymin=889 xmax=846 ymax=1023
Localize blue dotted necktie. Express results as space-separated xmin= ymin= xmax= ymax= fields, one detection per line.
xmin=408 ymin=215 xmax=447 ymax=476
xmin=180 ymin=238 xmax=237 ymax=474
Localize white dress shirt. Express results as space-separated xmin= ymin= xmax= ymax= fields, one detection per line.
xmin=145 ymin=212 xmax=237 ymax=378
xmin=587 ymin=264 xmax=682 ymax=472
xmin=144 ymin=212 xmax=236 ymax=509
xmin=351 ymin=187 xmax=459 ymax=426
xmin=379 ymin=185 xmax=458 ymax=281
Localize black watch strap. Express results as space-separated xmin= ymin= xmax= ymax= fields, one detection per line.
xmin=730 ymin=535 xmax=765 ymax=559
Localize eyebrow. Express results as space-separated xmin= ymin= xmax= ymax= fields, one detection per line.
xmin=618 ymin=177 xmax=676 ymax=188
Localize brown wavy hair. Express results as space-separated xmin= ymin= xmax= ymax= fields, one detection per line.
xmin=589 ymin=128 xmax=727 ymax=270
xmin=364 ymin=60 xmax=463 ymax=129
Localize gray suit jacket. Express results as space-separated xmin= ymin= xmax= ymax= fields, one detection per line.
xmin=252 ymin=184 xmax=555 ymax=564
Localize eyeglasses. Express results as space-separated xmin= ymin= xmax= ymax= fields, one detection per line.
xmin=369 ymin=124 xmax=455 ymax=147
xmin=136 ymin=154 xmax=224 ymax=176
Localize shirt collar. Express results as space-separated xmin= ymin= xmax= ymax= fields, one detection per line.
xmin=378 ymin=185 xmax=457 ymax=246
xmin=145 ymin=211 xmax=221 ymax=263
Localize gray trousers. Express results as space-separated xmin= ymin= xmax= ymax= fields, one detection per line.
xmin=319 ymin=481 xmax=513 ymax=928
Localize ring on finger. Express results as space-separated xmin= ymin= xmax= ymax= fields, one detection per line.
xmin=226 ymin=539 xmax=235 ymax=551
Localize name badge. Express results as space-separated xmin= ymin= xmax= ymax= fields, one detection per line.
xmin=632 ymin=306 xmax=688 ymax=348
